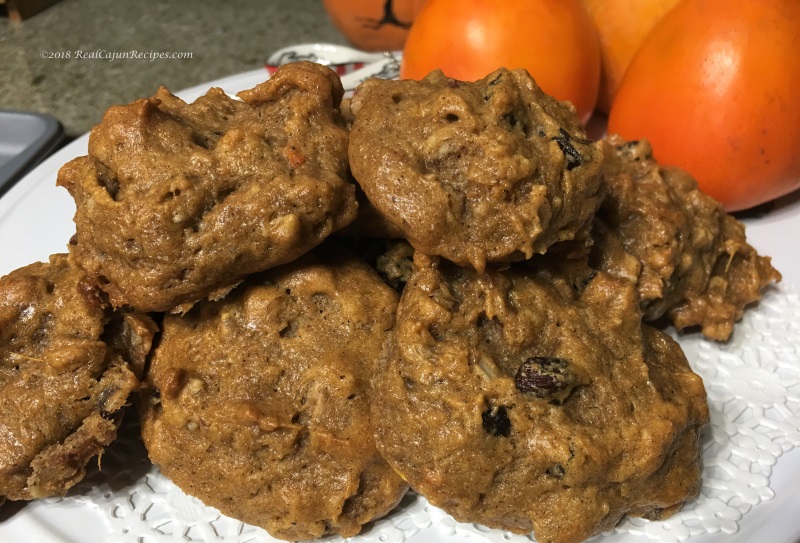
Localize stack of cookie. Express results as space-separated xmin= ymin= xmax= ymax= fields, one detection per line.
xmin=345 ymin=68 xmax=775 ymax=543
xmin=0 ymin=62 xmax=780 ymax=543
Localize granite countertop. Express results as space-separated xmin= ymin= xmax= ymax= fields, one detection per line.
xmin=0 ymin=0 xmax=349 ymax=138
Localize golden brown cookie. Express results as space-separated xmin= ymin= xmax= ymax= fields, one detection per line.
xmin=58 ymin=62 xmax=357 ymax=313
xmin=348 ymin=68 xmax=605 ymax=273
xmin=0 ymin=254 xmax=156 ymax=501
xmin=139 ymin=248 xmax=407 ymax=540
xmin=592 ymin=136 xmax=781 ymax=340
xmin=372 ymin=254 xmax=709 ymax=543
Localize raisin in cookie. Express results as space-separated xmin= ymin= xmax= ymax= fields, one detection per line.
xmin=0 ymin=254 xmax=156 ymax=501
xmin=348 ymin=68 xmax=605 ymax=273
xmin=372 ymin=254 xmax=709 ymax=543
xmin=58 ymin=61 xmax=357 ymax=313
xmin=592 ymin=136 xmax=780 ymax=340
xmin=139 ymin=249 xmax=407 ymax=541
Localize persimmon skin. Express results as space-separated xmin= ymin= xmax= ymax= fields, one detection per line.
xmin=323 ymin=0 xmax=427 ymax=52
xmin=608 ymin=0 xmax=800 ymax=212
xmin=579 ymin=0 xmax=680 ymax=113
xmin=400 ymin=0 xmax=601 ymax=124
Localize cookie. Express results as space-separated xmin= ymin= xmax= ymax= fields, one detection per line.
xmin=593 ymin=136 xmax=781 ymax=340
xmin=58 ymin=61 xmax=357 ymax=313
xmin=0 ymin=254 xmax=156 ymax=501
xmin=139 ymin=248 xmax=407 ymax=540
xmin=338 ymin=183 xmax=407 ymax=240
xmin=372 ymin=254 xmax=709 ymax=543
xmin=348 ymin=68 xmax=605 ymax=273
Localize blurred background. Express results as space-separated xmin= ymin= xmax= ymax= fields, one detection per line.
xmin=0 ymin=0 xmax=349 ymax=138
xmin=2 ymin=0 xmax=797 ymax=213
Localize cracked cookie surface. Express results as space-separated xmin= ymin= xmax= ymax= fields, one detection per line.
xmin=58 ymin=62 xmax=357 ymax=313
xmin=139 ymin=248 xmax=406 ymax=541
xmin=0 ymin=254 xmax=156 ymax=501
xmin=372 ymin=253 xmax=709 ymax=543
xmin=348 ymin=68 xmax=605 ymax=273
xmin=592 ymin=136 xmax=781 ymax=340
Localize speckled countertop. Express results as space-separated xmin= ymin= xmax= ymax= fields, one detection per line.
xmin=0 ymin=0 xmax=348 ymax=138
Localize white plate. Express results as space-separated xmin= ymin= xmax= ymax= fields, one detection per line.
xmin=1 ymin=64 xmax=800 ymax=543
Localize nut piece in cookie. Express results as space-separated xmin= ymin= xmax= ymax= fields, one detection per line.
xmin=139 ymin=248 xmax=407 ymax=541
xmin=592 ymin=136 xmax=781 ymax=340
xmin=58 ymin=61 xmax=357 ymax=313
xmin=338 ymin=236 xmax=415 ymax=292
xmin=348 ymin=68 xmax=605 ymax=273
xmin=0 ymin=254 xmax=157 ymax=501
xmin=372 ymin=254 xmax=709 ymax=543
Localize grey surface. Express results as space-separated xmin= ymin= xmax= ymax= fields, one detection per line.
xmin=0 ymin=110 xmax=63 ymax=195
xmin=0 ymin=0 xmax=348 ymax=137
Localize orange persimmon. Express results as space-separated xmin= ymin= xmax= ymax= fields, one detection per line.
xmin=400 ymin=0 xmax=601 ymax=124
xmin=608 ymin=0 xmax=800 ymax=211
xmin=323 ymin=0 xmax=427 ymax=52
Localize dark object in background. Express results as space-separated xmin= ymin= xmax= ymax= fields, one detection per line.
xmin=1 ymin=0 xmax=65 ymax=22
